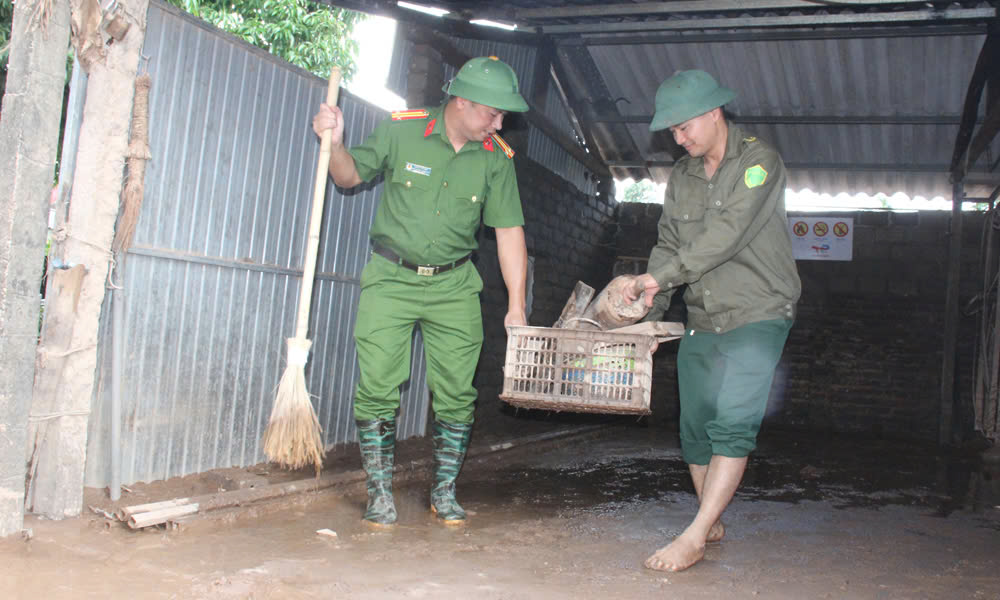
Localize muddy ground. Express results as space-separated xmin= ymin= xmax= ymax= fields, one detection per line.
xmin=3 ymin=423 xmax=999 ymax=599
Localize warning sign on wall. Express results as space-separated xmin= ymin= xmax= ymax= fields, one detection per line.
xmin=787 ymin=216 xmax=853 ymax=261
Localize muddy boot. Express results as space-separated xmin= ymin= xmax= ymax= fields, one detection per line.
xmin=430 ymin=420 xmax=472 ymax=525
xmin=356 ymin=418 xmax=397 ymax=527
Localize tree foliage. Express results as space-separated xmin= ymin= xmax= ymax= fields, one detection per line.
xmin=622 ymin=179 xmax=658 ymax=203
xmin=1 ymin=0 xmax=12 ymax=98
xmin=167 ymin=0 xmax=364 ymax=82
xmin=0 ymin=0 xmax=362 ymax=101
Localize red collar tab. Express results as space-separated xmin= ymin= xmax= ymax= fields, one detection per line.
xmin=391 ymin=109 xmax=430 ymax=121
xmin=490 ymin=133 xmax=515 ymax=159
xmin=482 ymin=136 xmax=494 ymax=152
xmin=424 ymin=118 xmax=437 ymax=138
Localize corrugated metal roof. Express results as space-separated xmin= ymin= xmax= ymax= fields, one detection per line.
xmin=364 ymin=0 xmax=999 ymax=198
xmin=588 ymin=30 xmax=996 ymax=198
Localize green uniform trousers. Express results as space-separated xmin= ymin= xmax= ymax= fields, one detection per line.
xmin=353 ymin=253 xmax=484 ymax=424
xmin=677 ymin=318 xmax=793 ymax=465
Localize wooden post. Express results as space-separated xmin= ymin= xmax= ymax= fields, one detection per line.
xmin=0 ymin=0 xmax=72 ymax=538
xmin=940 ymin=181 xmax=964 ymax=445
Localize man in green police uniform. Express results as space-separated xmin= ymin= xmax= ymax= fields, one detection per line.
xmin=623 ymin=70 xmax=801 ymax=571
xmin=311 ymin=56 xmax=529 ymax=528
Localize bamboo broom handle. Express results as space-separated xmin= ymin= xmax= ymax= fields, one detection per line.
xmin=295 ymin=67 xmax=342 ymax=341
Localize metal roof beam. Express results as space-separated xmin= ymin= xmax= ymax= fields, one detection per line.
xmin=540 ymin=8 xmax=996 ymax=35
xmin=966 ymin=173 xmax=1000 ymax=187
xmin=548 ymin=42 xmax=647 ymax=177
xmin=963 ymin=96 xmax=1000 ymax=175
xmin=952 ymin=24 xmax=1000 ymax=181
xmin=563 ymin=24 xmax=986 ymax=45
xmin=517 ymin=0 xmax=933 ymax=20
xmin=596 ymin=115 xmax=974 ymax=126
xmin=609 ymin=161 xmax=998 ymax=174
xmin=314 ymin=0 xmax=539 ymax=44
xmin=525 ymin=102 xmax=612 ymax=178
xmin=546 ymin=47 xmax=591 ymax=157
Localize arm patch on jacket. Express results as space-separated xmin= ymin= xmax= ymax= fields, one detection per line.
xmin=744 ymin=164 xmax=768 ymax=188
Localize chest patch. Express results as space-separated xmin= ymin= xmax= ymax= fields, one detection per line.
xmin=744 ymin=164 xmax=768 ymax=189
xmin=405 ymin=162 xmax=432 ymax=177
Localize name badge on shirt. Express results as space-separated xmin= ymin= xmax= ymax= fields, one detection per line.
xmin=405 ymin=162 xmax=432 ymax=176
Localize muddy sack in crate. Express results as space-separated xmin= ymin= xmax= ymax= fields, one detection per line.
xmin=500 ymin=326 xmax=657 ymax=415
xmin=563 ymin=276 xmax=650 ymax=331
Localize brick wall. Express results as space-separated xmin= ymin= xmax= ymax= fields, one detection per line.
xmin=616 ymin=203 xmax=985 ymax=443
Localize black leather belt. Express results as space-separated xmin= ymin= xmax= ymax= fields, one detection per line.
xmin=372 ymin=245 xmax=471 ymax=276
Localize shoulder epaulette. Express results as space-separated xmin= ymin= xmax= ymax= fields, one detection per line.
xmin=490 ymin=133 xmax=515 ymax=159
xmin=743 ymin=136 xmax=758 ymax=143
xmin=390 ymin=109 xmax=430 ymax=121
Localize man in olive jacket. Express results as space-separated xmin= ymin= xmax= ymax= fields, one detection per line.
xmin=624 ymin=70 xmax=801 ymax=571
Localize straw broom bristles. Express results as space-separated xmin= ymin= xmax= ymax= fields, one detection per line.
xmin=261 ymin=338 xmax=323 ymax=473
xmin=261 ymin=67 xmax=341 ymax=476
xmin=113 ymin=73 xmax=152 ymax=255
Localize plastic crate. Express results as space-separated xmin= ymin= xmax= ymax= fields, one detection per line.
xmin=500 ymin=325 xmax=656 ymax=415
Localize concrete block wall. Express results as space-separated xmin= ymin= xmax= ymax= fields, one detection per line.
xmin=616 ymin=203 xmax=985 ymax=442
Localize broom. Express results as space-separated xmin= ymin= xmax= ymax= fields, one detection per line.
xmin=262 ymin=67 xmax=342 ymax=475
xmin=113 ymin=73 xmax=153 ymax=255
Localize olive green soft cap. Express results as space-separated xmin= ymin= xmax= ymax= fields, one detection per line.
xmin=649 ymin=70 xmax=736 ymax=131
xmin=442 ymin=56 xmax=529 ymax=113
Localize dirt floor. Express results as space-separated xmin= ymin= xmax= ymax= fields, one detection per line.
xmin=3 ymin=423 xmax=1000 ymax=599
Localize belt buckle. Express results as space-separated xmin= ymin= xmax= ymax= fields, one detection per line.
xmin=416 ymin=265 xmax=437 ymax=276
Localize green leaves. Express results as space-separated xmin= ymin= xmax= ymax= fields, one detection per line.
xmin=1 ymin=0 xmax=13 ymax=66
xmin=166 ymin=0 xmax=363 ymax=82
xmin=1 ymin=0 xmax=13 ymax=99
xmin=622 ymin=179 xmax=659 ymax=203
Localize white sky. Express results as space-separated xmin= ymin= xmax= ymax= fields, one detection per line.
xmin=613 ymin=177 xmax=955 ymax=210
xmin=346 ymin=15 xmax=407 ymax=112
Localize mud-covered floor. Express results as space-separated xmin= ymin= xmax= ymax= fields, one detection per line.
xmin=3 ymin=424 xmax=1000 ymax=599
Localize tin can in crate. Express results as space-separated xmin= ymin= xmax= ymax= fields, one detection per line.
xmin=564 ymin=349 xmax=636 ymax=386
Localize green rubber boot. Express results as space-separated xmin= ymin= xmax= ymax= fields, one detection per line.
xmin=356 ymin=418 xmax=397 ymax=527
xmin=430 ymin=420 xmax=473 ymax=524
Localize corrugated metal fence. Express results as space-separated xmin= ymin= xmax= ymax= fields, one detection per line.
xmin=85 ymin=0 xmax=431 ymax=488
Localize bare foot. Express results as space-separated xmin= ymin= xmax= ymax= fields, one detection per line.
xmin=644 ymin=534 xmax=706 ymax=572
xmin=706 ymin=520 xmax=725 ymax=543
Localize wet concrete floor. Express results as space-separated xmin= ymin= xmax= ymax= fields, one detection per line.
xmin=3 ymin=425 xmax=999 ymax=599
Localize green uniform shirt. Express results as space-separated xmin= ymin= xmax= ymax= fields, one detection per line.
xmin=646 ymin=124 xmax=801 ymax=333
xmin=348 ymin=104 xmax=525 ymax=265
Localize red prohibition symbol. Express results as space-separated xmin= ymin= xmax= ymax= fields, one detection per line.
xmin=793 ymin=221 xmax=809 ymax=236
xmin=813 ymin=221 xmax=829 ymax=236
xmin=833 ymin=222 xmax=850 ymax=237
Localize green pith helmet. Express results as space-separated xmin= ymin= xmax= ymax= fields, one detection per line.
xmin=442 ymin=56 xmax=529 ymax=113
xmin=649 ymin=70 xmax=737 ymax=131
